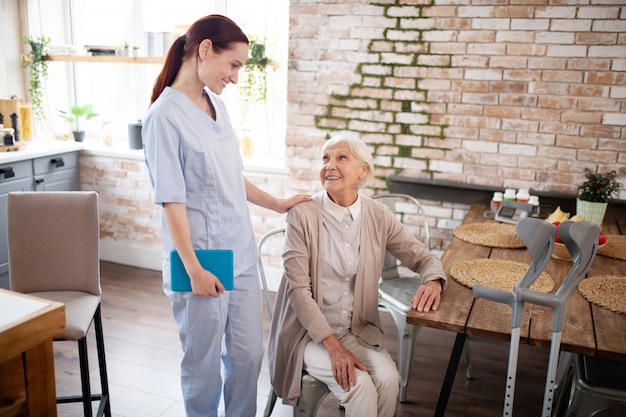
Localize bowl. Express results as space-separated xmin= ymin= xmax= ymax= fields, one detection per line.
xmin=552 ymin=242 xmax=571 ymax=261
xmin=551 ymin=241 xmax=607 ymax=261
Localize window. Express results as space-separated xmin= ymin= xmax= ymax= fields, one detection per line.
xmin=26 ymin=0 xmax=287 ymax=169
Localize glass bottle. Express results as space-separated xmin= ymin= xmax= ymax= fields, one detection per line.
xmin=529 ymin=195 xmax=540 ymax=217
xmin=516 ymin=188 xmax=530 ymax=203
xmin=491 ymin=192 xmax=503 ymax=213
xmin=503 ymin=188 xmax=516 ymax=201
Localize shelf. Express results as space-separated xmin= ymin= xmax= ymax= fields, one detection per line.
xmin=46 ymin=54 xmax=164 ymax=64
xmin=21 ymin=54 xmax=164 ymax=64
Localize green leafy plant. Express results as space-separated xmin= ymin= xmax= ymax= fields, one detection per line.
xmin=235 ymin=36 xmax=274 ymax=155
xmin=578 ymin=168 xmax=622 ymax=203
xmin=21 ymin=35 xmax=51 ymax=121
xmin=58 ymin=104 xmax=99 ymax=132
xmin=240 ymin=36 xmax=270 ymax=106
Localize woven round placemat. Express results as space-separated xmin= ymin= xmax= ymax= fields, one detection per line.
xmin=450 ymin=259 xmax=555 ymax=292
xmin=578 ymin=275 xmax=626 ymax=315
xmin=597 ymin=234 xmax=626 ymax=261
xmin=453 ymin=222 xmax=525 ymax=248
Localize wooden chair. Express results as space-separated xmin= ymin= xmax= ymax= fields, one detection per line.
xmin=258 ymin=227 xmax=330 ymax=417
xmin=8 ymin=191 xmax=111 ymax=417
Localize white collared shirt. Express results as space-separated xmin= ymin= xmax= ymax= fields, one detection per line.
xmin=321 ymin=191 xmax=362 ymax=339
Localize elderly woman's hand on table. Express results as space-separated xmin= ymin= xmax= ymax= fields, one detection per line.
xmin=411 ymin=279 xmax=443 ymax=312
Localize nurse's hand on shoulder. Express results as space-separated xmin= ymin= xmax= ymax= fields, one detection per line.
xmin=190 ymin=270 xmax=226 ymax=297
xmin=274 ymin=194 xmax=312 ymax=213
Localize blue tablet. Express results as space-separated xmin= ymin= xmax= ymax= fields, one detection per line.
xmin=170 ymin=249 xmax=234 ymax=292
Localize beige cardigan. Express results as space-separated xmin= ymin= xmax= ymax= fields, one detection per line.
xmin=267 ymin=192 xmax=447 ymax=406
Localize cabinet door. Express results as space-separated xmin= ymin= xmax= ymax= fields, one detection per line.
xmin=33 ymin=152 xmax=80 ymax=192
xmin=0 ymin=160 xmax=34 ymax=289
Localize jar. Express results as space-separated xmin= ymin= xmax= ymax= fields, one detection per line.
xmin=516 ymin=188 xmax=530 ymax=203
xmin=528 ymin=195 xmax=540 ymax=217
xmin=2 ymin=128 xmax=14 ymax=146
xmin=128 ymin=120 xmax=143 ymax=149
xmin=503 ymin=188 xmax=516 ymax=201
xmin=491 ymin=192 xmax=503 ymax=212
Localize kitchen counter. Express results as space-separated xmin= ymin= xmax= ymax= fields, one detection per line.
xmin=0 ymin=140 xmax=84 ymax=164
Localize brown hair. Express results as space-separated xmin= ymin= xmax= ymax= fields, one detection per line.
xmin=150 ymin=14 xmax=248 ymax=105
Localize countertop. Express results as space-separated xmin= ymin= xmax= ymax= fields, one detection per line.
xmin=0 ymin=140 xmax=84 ymax=164
xmin=0 ymin=139 xmax=146 ymax=164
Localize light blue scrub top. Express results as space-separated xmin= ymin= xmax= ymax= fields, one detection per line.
xmin=143 ymin=87 xmax=257 ymax=278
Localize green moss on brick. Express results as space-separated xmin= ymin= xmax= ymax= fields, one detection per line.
xmin=398 ymin=146 xmax=412 ymax=158
xmin=315 ymin=0 xmax=446 ymax=182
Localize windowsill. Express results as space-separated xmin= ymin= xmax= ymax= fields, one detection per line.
xmin=243 ymin=163 xmax=289 ymax=176
xmin=80 ymin=139 xmax=144 ymax=161
xmin=80 ymin=139 xmax=289 ymax=175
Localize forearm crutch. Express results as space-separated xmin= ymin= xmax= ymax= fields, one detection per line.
xmin=518 ymin=220 xmax=600 ymax=417
xmin=473 ymin=217 xmax=556 ymax=416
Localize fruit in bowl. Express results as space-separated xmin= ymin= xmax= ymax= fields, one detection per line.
xmin=551 ymin=231 xmax=607 ymax=261
xmin=545 ymin=207 xmax=607 ymax=261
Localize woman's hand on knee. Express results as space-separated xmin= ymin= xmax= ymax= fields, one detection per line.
xmin=322 ymin=335 xmax=367 ymax=391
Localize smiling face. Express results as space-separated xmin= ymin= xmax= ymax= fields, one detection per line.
xmin=320 ymin=142 xmax=369 ymax=207
xmin=198 ymin=40 xmax=248 ymax=95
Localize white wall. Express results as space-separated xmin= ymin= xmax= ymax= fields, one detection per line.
xmin=0 ymin=0 xmax=26 ymax=100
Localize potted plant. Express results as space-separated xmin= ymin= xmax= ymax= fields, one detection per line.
xmin=58 ymin=104 xmax=99 ymax=142
xmin=20 ymin=35 xmax=51 ymax=122
xmin=576 ymin=168 xmax=622 ymax=225
xmin=117 ymin=42 xmax=130 ymax=56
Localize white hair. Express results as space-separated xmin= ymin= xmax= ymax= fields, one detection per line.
xmin=322 ymin=135 xmax=375 ymax=188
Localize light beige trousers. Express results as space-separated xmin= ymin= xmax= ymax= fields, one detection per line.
xmin=304 ymin=333 xmax=401 ymax=417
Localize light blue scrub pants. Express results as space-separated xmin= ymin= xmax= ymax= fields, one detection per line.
xmin=167 ymin=264 xmax=264 ymax=417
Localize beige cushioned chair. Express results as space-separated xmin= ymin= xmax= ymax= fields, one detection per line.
xmin=8 ymin=191 xmax=111 ymax=417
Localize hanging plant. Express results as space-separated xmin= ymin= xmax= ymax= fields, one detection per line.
xmin=240 ymin=36 xmax=269 ymax=107
xmin=21 ymin=35 xmax=51 ymax=122
xmin=236 ymin=36 xmax=275 ymax=157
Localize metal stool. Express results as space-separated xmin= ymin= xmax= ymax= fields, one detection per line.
xmin=258 ymin=228 xmax=331 ymax=417
xmin=561 ymin=354 xmax=626 ymax=417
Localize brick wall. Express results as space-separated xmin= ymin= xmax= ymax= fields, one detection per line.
xmin=286 ymin=0 xmax=626 ymax=250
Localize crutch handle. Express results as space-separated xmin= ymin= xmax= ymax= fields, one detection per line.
xmin=473 ymin=283 xmax=514 ymax=305
xmin=474 ymin=283 xmax=528 ymax=328
xmin=517 ymin=286 xmax=560 ymax=309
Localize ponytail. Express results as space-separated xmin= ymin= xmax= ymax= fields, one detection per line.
xmin=150 ymin=36 xmax=186 ymax=105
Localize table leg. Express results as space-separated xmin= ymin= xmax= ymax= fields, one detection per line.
xmin=434 ymin=333 xmax=466 ymax=417
xmin=25 ymin=340 xmax=57 ymax=417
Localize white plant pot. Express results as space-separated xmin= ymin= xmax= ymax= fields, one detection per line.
xmin=576 ymin=198 xmax=607 ymax=225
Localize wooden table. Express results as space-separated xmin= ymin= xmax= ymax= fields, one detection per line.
xmin=407 ymin=205 xmax=626 ymax=416
xmin=0 ymin=289 xmax=65 ymax=417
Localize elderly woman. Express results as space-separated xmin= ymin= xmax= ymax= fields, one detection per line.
xmin=268 ymin=136 xmax=447 ymax=417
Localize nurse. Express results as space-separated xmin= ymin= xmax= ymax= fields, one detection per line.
xmin=143 ymin=14 xmax=310 ymax=417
